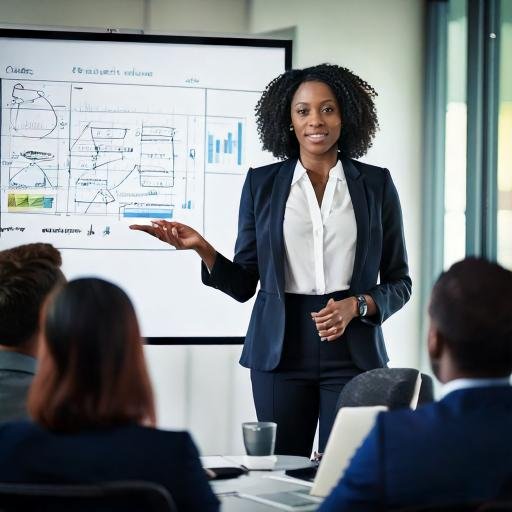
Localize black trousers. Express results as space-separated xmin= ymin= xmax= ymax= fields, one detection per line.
xmin=250 ymin=291 xmax=361 ymax=457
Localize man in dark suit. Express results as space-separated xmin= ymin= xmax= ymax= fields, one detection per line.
xmin=0 ymin=243 xmax=64 ymax=422
xmin=319 ymin=257 xmax=512 ymax=511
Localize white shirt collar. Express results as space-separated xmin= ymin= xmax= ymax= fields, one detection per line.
xmin=291 ymin=159 xmax=344 ymax=186
xmin=440 ymin=376 xmax=511 ymax=399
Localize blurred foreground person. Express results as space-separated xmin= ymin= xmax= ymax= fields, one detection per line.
xmin=320 ymin=257 xmax=512 ymax=511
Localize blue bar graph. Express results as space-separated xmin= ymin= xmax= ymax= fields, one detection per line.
xmin=215 ymin=139 xmax=221 ymax=163
xmin=208 ymin=134 xmax=214 ymax=164
xmin=123 ymin=209 xmax=173 ymax=219
xmin=206 ymin=119 xmax=244 ymax=168
xmin=237 ymin=122 xmax=242 ymax=166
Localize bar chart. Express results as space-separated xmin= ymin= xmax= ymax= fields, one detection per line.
xmin=206 ymin=117 xmax=244 ymax=172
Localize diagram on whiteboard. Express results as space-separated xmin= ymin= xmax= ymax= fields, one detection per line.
xmin=1 ymin=79 xmax=253 ymax=249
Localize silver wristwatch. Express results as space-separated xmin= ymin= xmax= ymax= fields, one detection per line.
xmin=356 ymin=295 xmax=368 ymax=317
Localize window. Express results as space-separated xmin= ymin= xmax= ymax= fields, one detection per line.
xmin=422 ymin=0 xmax=511 ymax=369
xmin=497 ymin=0 xmax=512 ymax=269
xmin=444 ymin=0 xmax=468 ymax=268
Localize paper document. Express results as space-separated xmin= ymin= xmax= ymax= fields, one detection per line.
xmin=201 ymin=456 xmax=238 ymax=469
xmin=201 ymin=455 xmax=277 ymax=470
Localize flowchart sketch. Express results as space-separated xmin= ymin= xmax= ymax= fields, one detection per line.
xmin=1 ymin=80 xmax=205 ymax=249
xmin=10 ymin=82 xmax=58 ymax=139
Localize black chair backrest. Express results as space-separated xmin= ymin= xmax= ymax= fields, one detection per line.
xmin=336 ymin=368 xmax=426 ymax=412
xmin=0 ymin=480 xmax=177 ymax=512
xmin=418 ymin=372 xmax=435 ymax=405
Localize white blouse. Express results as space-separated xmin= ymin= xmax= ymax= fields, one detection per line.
xmin=283 ymin=159 xmax=357 ymax=295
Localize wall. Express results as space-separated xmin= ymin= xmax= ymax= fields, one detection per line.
xmin=0 ymin=0 xmax=425 ymax=454
xmin=147 ymin=0 xmax=249 ymax=34
xmin=0 ymin=0 xmax=145 ymax=31
xmin=0 ymin=0 xmax=249 ymax=34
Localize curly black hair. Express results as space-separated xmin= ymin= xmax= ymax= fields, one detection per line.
xmin=255 ymin=63 xmax=379 ymax=160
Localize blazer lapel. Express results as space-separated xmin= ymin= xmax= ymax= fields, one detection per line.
xmin=343 ymin=156 xmax=370 ymax=289
xmin=269 ymin=158 xmax=296 ymax=298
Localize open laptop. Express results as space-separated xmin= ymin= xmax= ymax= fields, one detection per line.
xmin=238 ymin=405 xmax=388 ymax=510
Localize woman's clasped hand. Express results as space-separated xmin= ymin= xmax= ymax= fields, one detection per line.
xmin=311 ymin=297 xmax=358 ymax=341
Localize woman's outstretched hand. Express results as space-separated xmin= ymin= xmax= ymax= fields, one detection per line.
xmin=129 ymin=220 xmax=217 ymax=269
xmin=130 ymin=220 xmax=202 ymax=250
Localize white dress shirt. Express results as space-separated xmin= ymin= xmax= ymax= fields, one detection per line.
xmin=283 ymin=159 xmax=357 ymax=295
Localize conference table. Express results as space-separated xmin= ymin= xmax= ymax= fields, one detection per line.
xmin=203 ymin=455 xmax=323 ymax=511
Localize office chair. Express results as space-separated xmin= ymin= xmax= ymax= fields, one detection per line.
xmin=0 ymin=480 xmax=177 ymax=512
xmin=336 ymin=368 xmax=434 ymax=412
xmin=417 ymin=371 xmax=435 ymax=405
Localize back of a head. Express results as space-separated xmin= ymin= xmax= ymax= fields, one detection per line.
xmin=0 ymin=243 xmax=62 ymax=267
xmin=0 ymin=244 xmax=64 ymax=348
xmin=429 ymin=257 xmax=512 ymax=377
xmin=28 ymin=277 xmax=155 ymax=431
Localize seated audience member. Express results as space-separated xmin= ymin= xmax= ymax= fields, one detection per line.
xmin=0 ymin=243 xmax=64 ymax=422
xmin=0 ymin=277 xmax=219 ymax=512
xmin=319 ymin=258 xmax=512 ymax=512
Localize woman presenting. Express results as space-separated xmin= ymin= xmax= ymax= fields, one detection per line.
xmin=130 ymin=63 xmax=411 ymax=457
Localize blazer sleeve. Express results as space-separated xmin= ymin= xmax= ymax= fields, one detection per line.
xmin=201 ymin=169 xmax=260 ymax=302
xmin=168 ymin=432 xmax=220 ymax=512
xmin=364 ymin=169 xmax=412 ymax=326
xmin=318 ymin=418 xmax=384 ymax=512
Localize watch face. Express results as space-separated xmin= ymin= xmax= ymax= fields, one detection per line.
xmin=357 ymin=295 xmax=367 ymax=317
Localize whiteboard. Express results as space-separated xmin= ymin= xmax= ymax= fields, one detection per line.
xmin=0 ymin=29 xmax=290 ymax=341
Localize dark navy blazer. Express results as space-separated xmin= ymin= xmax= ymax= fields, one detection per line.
xmin=319 ymin=386 xmax=512 ymax=511
xmin=0 ymin=421 xmax=219 ymax=512
xmin=202 ymin=156 xmax=411 ymax=371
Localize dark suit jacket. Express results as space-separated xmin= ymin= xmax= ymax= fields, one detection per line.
xmin=0 ymin=421 xmax=219 ymax=512
xmin=319 ymin=386 xmax=512 ymax=512
xmin=202 ymin=157 xmax=411 ymax=371
xmin=0 ymin=351 xmax=36 ymax=422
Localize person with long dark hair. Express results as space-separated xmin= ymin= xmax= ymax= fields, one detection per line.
xmin=130 ymin=63 xmax=411 ymax=457
xmin=0 ymin=278 xmax=219 ymax=512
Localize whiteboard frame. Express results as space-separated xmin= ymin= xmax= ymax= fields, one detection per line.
xmin=0 ymin=28 xmax=291 ymax=345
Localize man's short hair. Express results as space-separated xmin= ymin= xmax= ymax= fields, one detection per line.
xmin=0 ymin=244 xmax=65 ymax=347
xmin=0 ymin=242 xmax=62 ymax=267
xmin=429 ymin=257 xmax=512 ymax=376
